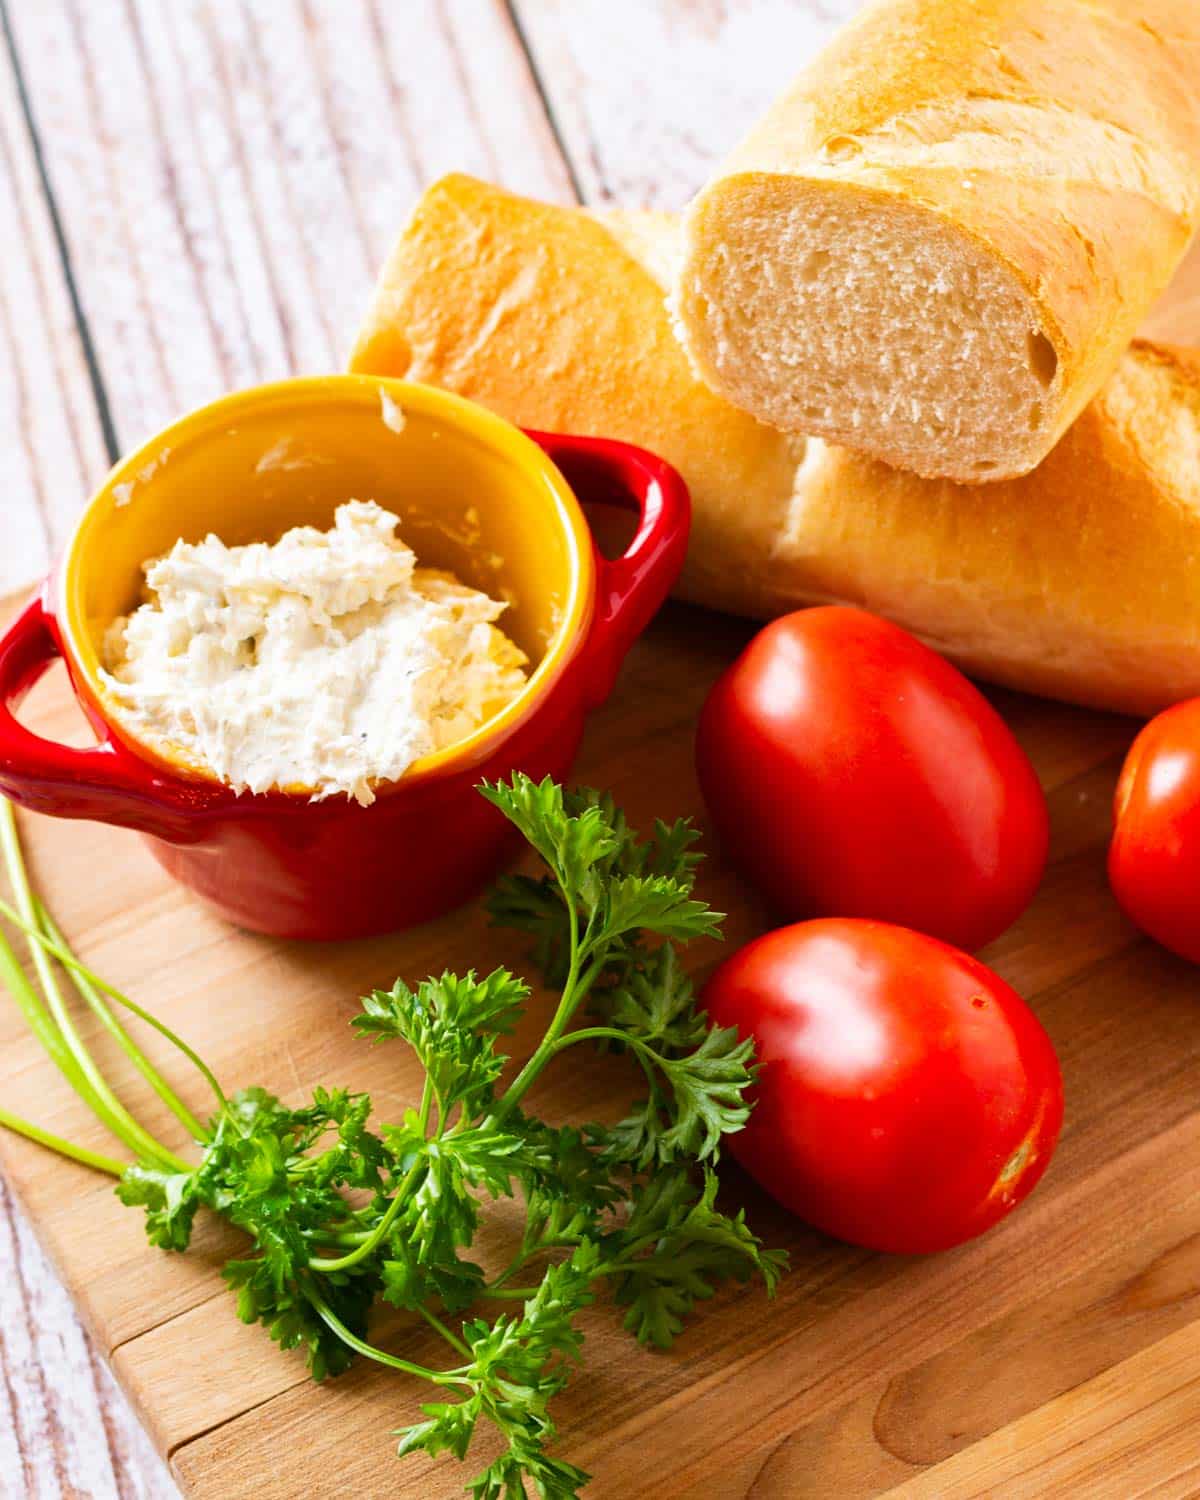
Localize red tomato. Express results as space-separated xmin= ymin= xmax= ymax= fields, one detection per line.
xmin=695 ymin=607 xmax=1048 ymax=951
xmin=702 ymin=919 xmax=1063 ymax=1254
xmin=1109 ymin=697 xmax=1200 ymax=963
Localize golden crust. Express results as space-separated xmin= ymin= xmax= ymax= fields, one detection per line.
xmin=352 ymin=175 xmax=1200 ymax=716
xmin=778 ymin=342 xmax=1200 ymax=715
xmin=678 ymin=0 xmax=1200 ymax=480
xmin=349 ymin=174 xmax=800 ymax=617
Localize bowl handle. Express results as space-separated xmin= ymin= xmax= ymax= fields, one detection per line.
xmin=526 ymin=431 xmax=691 ymax=706
xmin=0 ymin=593 xmax=218 ymax=840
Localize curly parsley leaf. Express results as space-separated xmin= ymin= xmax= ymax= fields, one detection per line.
xmin=468 ymin=1448 xmax=590 ymax=1500
xmin=486 ymin=871 xmax=575 ymax=986
xmin=116 ymin=1163 xmax=206 ymax=1251
xmin=397 ymin=1246 xmax=599 ymax=1498
xmin=591 ymin=943 xmax=705 ymax=1051
xmin=480 ymin=776 xmax=619 ymax=914
xmin=607 ymin=1169 xmax=787 ymax=1349
xmin=354 ymin=968 xmax=528 ymax=1119
xmin=556 ymin=787 xmax=704 ymax=889
xmin=223 ymin=1259 xmax=378 ymax=1381
xmin=599 ymin=874 xmax=721 ymax=945
xmin=654 ymin=1025 xmax=756 ymax=1161
xmin=484 ymin=778 xmax=720 ymax=984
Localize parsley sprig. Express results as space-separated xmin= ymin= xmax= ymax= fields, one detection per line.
xmin=0 ymin=778 xmax=784 ymax=1496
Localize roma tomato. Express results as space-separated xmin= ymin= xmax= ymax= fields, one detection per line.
xmin=1109 ymin=697 xmax=1200 ymax=963
xmin=702 ymin=919 xmax=1063 ymax=1254
xmin=696 ymin=607 xmax=1048 ymax=952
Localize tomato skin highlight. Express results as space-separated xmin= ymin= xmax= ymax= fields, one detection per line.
xmin=1109 ymin=698 xmax=1200 ymax=964
xmin=695 ymin=607 xmax=1049 ymax=952
xmin=702 ymin=919 xmax=1064 ymax=1255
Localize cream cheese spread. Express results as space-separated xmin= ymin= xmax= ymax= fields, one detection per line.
xmin=100 ymin=500 xmax=528 ymax=805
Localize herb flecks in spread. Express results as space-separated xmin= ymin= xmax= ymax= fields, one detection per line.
xmin=100 ymin=500 xmax=527 ymax=805
xmin=0 ymin=778 xmax=785 ymax=1498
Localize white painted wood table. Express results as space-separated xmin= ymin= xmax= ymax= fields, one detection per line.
xmin=0 ymin=2 xmax=854 ymax=1493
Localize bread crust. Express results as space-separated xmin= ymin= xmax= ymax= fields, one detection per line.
xmin=777 ymin=343 xmax=1200 ymax=715
xmin=349 ymin=175 xmax=801 ymax=618
xmin=676 ymin=0 xmax=1200 ymax=482
xmin=351 ymin=175 xmax=1200 ymax=716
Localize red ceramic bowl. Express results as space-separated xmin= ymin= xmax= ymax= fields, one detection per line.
xmin=0 ymin=377 xmax=689 ymax=938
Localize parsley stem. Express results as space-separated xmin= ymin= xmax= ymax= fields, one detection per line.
xmin=598 ymin=1245 xmax=688 ymax=1276
xmin=0 ymin=1104 xmax=129 ymax=1176
xmin=307 ymin=1156 xmax=425 ymax=1273
xmin=417 ymin=1304 xmax=471 ymax=1358
xmin=37 ymin=900 xmax=208 ymax=1147
xmin=493 ymin=904 xmax=609 ymax=1121
xmin=0 ymin=894 xmax=227 ymax=1117
xmin=546 ymin=1026 xmax=664 ymax=1073
xmin=487 ymin=1248 xmax=530 ymax=1291
xmin=306 ymin=1289 xmax=468 ymax=1385
xmin=486 ymin=1224 xmax=595 ymax=1305
xmin=301 ymin=1225 xmax=373 ymax=1246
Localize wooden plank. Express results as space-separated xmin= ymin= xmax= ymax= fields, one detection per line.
xmin=0 ymin=1176 xmax=176 ymax=1500
xmin=879 ymin=1321 xmax=1200 ymax=1500
xmin=509 ymin=0 xmax=862 ymax=206
xmin=6 ymin=0 xmax=574 ymax=453
xmin=676 ymin=1130 xmax=1200 ymax=1496
xmin=0 ymin=20 xmax=109 ymax=597
xmin=0 ymin=24 xmax=162 ymax=1500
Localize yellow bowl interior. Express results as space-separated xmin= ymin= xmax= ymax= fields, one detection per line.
xmin=59 ymin=375 xmax=595 ymax=781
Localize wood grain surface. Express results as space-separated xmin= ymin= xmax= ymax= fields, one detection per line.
xmin=2 ymin=1 xmax=1200 ymax=1497
xmin=515 ymin=0 xmax=857 ymax=205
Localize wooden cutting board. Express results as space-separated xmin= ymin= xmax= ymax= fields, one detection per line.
xmin=8 ymin=587 xmax=1200 ymax=1500
xmin=8 ymin=230 xmax=1200 ymax=1494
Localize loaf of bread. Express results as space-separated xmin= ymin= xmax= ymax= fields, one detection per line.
xmin=351 ymin=175 xmax=1200 ymax=716
xmin=350 ymin=175 xmax=803 ymax=619
xmin=673 ymin=0 xmax=1200 ymax=484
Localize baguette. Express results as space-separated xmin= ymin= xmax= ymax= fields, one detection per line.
xmin=350 ymin=175 xmax=802 ymax=619
xmin=350 ymin=175 xmax=1200 ymax=716
xmin=673 ymin=0 xmax=1200 ymax=483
